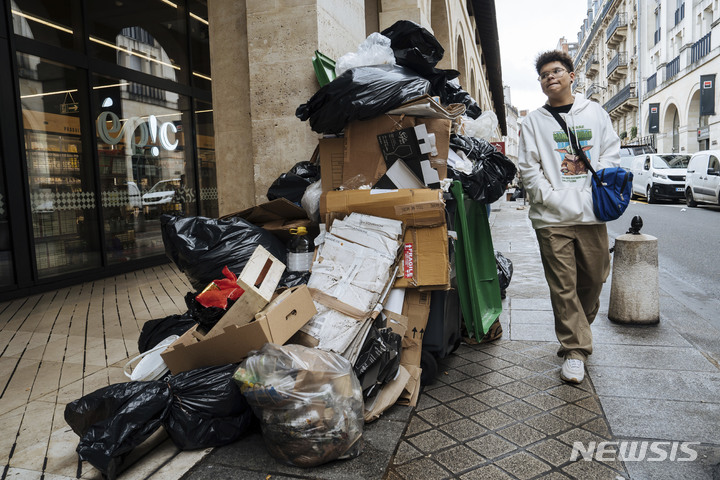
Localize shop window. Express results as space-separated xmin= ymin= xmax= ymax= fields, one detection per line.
xmin=18 ymin=53 xmax=102 ymax=279
xmin=0 ymin=145 xmax=14 ymax=287
xmin=93 ymin=74 xmax=195 ymax=264
xmin=87 ymin=0 xmax=187 ymax=84
xmin=11 ymin=0 xmax=78 ymax=51
xmin=195 ymin=99 xmax=217 ymax=218
xmin=189 ymin=0 xmax=211 ymax=90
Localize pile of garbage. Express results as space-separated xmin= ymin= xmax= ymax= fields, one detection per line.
xmin=64 ymin=20 xmax=516 ymax=478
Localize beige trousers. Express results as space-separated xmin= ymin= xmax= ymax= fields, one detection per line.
xmin=535 ymin=224 xmax=611 ymax=362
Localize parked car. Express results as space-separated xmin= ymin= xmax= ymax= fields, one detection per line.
xmin=630 ymin=153 xmax=690 ymax=203
xmin=142 ymin=179 xmax=182 ymax=206
xmin=127 ymin=181 xmax=142 ymax=209
xmin=685 ymin=150 xmax=720 ymax=207
xmin=619 ymin=144 xmax=655 ymax=166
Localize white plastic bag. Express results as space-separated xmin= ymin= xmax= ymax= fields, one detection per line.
xmin=301 ymin=179 xmax=322 ymax=223
xmin=462 ymin=110 xmax=499 ymax=140
xmin=335 ymin=32 xmax=396 ymax=77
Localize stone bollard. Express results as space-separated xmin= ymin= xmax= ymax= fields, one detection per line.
xmin=608 ymin=230 xmax=660 ymax=324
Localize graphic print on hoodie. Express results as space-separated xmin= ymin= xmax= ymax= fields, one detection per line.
xmin=552 ymin=127 xmax=592 ymax=179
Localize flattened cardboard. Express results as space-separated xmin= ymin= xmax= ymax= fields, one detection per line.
xmin=319 ymin=137 xmax=346 ymax=193
xmin=320 ymin=188 xmax=445 ymax=227
xmin=394 ymin=225 xmax=450 ymax=289
xmin=400 ymin=289 xmax=431 ymax=368
xmin=396 ymin=365 xmax=422 ymax=407
xmin=344 ymin=115 xmax=416 ymax=186
xmin=220 ymin=197 xmax=313 ymax=243
xmin=364 ymin=365 xmax=411 ymax=422
xmin=161 ymin=285 xmax=316 ymax=375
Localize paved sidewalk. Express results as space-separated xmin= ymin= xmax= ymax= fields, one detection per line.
xmin=2 ymin=197 xmax=720 ymax=479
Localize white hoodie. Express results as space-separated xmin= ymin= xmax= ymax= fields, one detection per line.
xmin=518 ymin=94 xmax=620 ymax=229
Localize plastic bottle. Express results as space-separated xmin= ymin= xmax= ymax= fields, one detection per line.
xmin=287 ymin=226 xmax=314 ymax=272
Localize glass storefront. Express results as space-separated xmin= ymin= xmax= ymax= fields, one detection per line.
xmin=0 ymin=143 xmax=12 ymax=287
xmin=19 ymin=54 xmax=103 ymax=278
xmin=1 ymin=0 xmax=215 ymax=296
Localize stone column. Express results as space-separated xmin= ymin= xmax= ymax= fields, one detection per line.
xmin=209 ymin=0 xmax=365 ymax=215
xmin=608 ymin=233 xmax=660 ymax=324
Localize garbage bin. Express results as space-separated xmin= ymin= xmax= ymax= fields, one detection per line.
xmin=450 ymin=181 xmax=502 ymax=340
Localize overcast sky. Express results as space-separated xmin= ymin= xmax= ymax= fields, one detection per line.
xmin=496 ymin=0 xmax=589 ymax=112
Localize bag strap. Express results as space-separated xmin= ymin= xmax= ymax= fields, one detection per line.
xmin=543 ymin=106 xmax=601 ymax=183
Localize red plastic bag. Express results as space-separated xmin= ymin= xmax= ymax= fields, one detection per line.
xmin=195 ymin=266 xmax=244 ymax=309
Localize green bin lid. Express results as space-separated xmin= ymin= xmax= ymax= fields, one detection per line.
xmin=312 ymin=50 xmax=336 ymax=87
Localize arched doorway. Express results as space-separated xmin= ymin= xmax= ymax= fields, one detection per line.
xmin=661 ymin=103 xmax=679 ymax=152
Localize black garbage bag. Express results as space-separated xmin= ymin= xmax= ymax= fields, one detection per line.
xmin=380 ymin=20 xmax=444 ymax=75
xmin=442 ymin=81 xmax=482 ymax=119
xmin=138 ymin=313 xmax=197 ymax=353
xmin=183 ymin=292 xmax=238 ymax=333
xmin=495 ymin=250 xmax=513 ymax=291
xmin=267 ymin=161 xmax=320 ymax=204
xmin=353 ymin=326 xmax=401 ymax=399
xmin=161 ymin=214 xmax=287 ymax=292
xmin=280 ymin=270 xmax=311 ymax=288
xmin=65 ymin=364 xmax=252 ymax=480
xmin=449 ymin=134 xmax=518 ymax=203
xmin=296 ymin=64 xmax=430 ymax=134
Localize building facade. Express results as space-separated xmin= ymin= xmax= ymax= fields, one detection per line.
xmin=572 ymin=0 xmax=719 ymax=153
xmin=574 ymin=0 xmax=642 ymax=146
xmin=641 ymin=0 xmax=719 ymax=153
xmin=0 ymin=0 xmax=504 ymax=299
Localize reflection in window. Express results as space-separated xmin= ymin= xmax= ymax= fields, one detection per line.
xmin=189 ymin=0 xmax=211 ymax=89
xmin=0 ymin=144 xmax=14 ymax=286
xmin=88 ymin=0 xmax=187 ymax=84
xmin=11 ymin=0 xmax=77 ymax=50
xmin=195 ymin=99 xmax=218 ymax=218
xmin=18 ymin=53 xmax=102 ymax=278
xmin=94 ymin=75 xmax=194 ymax=264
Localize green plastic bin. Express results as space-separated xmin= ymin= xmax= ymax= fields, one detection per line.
xmin=312 ymin=51 xmax=336 ymax=87
xmin=450 ymin=181 xmax=502 ymax=340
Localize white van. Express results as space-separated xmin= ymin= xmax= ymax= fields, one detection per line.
xmin=685 ymin=150 xmax=720 ymax=207
xmin=630 ymin=153 xmax=690 ymax=203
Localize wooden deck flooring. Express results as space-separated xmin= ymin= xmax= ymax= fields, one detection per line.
xmin=0 ymin=264 xmax=210 ymax=479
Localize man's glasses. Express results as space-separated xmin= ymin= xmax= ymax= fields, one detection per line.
xmin=538 ymin=68 xmax=568 ymax=82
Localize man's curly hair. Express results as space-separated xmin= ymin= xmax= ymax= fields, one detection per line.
xmin=535 ymin=50 xmax=574 ymax=75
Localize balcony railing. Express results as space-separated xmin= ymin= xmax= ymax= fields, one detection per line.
xmin=674 ymin=3 xmax=685 ymax=25
xmin=691 ymin=32 xmax=711 ymax=63
xmin=606 ymin=13 xmax=628 ymax=42
xmin=647 ymin=73 xmax=657 ymax=92
xmin=607 ymin=52 xmax=628 ymax=77
xmin=654 ymin=28 xmax=661 ymax=45
xmin=585 ymin=54 xmax=599 ymax=74
xmin=603 ymin=83 xmax=637 ymax=112
xmin=666 ymin=55 xmax=680 ymax=80
xmin=586 ymin=83 xmax=601 ymax=98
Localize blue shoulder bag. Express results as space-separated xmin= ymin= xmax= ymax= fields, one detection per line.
xmin=545 ymin=108 xmax=632 ymax=222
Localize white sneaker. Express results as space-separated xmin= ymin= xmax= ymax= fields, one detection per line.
xmin=561 ymin=358 xmax=585 ymax=384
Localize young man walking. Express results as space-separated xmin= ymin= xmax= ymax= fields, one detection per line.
xmin=518 ymin=50 xmax=620 ymax=383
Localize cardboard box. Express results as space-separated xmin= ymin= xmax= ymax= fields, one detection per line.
xmin=320 ymin=188 xmax=446 ymax=227
xmin=344 ymin=115 xmax=416 ymax=186
xmin=400 ymin=289 xmax=432 ymax=368
xmin=394 ymin=225 xmax=449 ymax=289
xmin=319 ymin=137 xmax=346 ymax=193
xmin=416 ymin=118 xmax=451 ymax=180
xmin=204 ymin=245 xmax=285 ymax=338
xmin=161 ymin=285 xmax=317 ymax=375
xmin=220 ymin=198 xmax=313 ymax=243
